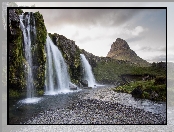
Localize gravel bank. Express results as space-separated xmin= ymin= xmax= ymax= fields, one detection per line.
xmin=24 ymin=86 xmax=166 ymax=124
xmin=25 ymin=98 xmax=165 ymax=124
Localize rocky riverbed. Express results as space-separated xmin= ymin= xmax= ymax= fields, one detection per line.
xmin=23 ymin=86 xmax=166 ymax=124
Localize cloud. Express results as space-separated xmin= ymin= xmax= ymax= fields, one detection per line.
xmin=78 ymin=36 xmax=92 ymax=44
xmin=146 ymin=54 xmax=166 ymax=62
xmin=131 ymin=43 xmax=166 ymax=52
xmin=126 ymin=36 xmax=144 ymax=43
xmin=131 ymin=26 xmax=144 ymax=36
xmin=23 ymin=9 xmax=142 ymax=29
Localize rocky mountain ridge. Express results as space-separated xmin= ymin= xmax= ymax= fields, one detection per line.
xmin=107 ymin=38 xmax=150 ymax=67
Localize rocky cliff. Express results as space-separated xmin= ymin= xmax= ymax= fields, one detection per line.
xmin=8 ymin=9 xmax=47 ymax=91
xmin=107 ymin=38 xmax=150 ymax=67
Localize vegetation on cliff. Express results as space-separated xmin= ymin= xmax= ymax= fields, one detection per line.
xmin=32 ymin=11 xmax=47 ymax=90
xmin=113 ymin=77 xmax=166 ymax=101
xmin=9 ymin=9 xmax=25 ymax=90
xmin=9 ymin=9 xmax=47 ymax=97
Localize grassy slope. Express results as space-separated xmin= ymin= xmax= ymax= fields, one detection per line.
xmin=94 ymin=61 xmax=166 ymax=101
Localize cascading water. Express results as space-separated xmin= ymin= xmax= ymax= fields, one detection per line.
xmin=45 ymin=35 xmax=72 ymax=95
xmin=19 ymin=13 xmax=41 ymax=103
xmin=19 ymin=13 xmax=34 ymax=98
xmin=80 ymin=54 xmax=97 ymax=87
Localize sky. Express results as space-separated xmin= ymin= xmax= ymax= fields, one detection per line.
xmin=15 ymin=2 xmax=173 ymax=63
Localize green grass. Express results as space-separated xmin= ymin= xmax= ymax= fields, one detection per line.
xmin=112 ymin=79 xmax=166 ymax=101
xmin=94 ymin=61 xmax=166 ymax=84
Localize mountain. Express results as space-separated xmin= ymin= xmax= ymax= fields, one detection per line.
xmin=107 ymin=38 xmax=150 ymax=67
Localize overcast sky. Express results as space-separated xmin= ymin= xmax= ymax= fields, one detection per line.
xmin=16 ymin=2 xmax=173 ymax=63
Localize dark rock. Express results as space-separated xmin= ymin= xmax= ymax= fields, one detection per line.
xmin=150 ymin=91 xmax=159 ymax=100
xmin=70 ymin=87 xmax=77 ymax=90
xmin=142 ymin=74 xmax=156 ymax=81
xmin=83 ymin=87 xmax=92 ymax=89
xmin=154 ymin=76 xmax=166 ymax=85
xmin=80 ymin=80 xmax=88 ymax=87
xmin=131 ymin=86 xmax=143 ymax=98
xmin=9 ymin=9 xmax=20 ymax=36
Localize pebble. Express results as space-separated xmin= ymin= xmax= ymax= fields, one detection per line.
xmin=23 ymin=86 xmax=166 ymax=124
xmin=24 ymin=98 xmax=166 ymax=124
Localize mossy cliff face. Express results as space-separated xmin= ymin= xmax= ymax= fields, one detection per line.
xmin=9 ymin=9 xmax=25 ymax=89
xmin=32 ymin=11 xmax=47 ymax=90
xmin=9 ymin=9 xmax=47 ymax=92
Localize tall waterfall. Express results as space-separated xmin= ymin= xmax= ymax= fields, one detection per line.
xmin=19 ymin=13 xmax=36 ymax=99
xmin=80 ymin=54 xmax=96 ymax=87
xmin=45 ymin=35 xmax=71 ymax=95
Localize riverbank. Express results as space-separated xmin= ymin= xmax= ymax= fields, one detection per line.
xmin=23 ymin=86 xmax=166 ymax=124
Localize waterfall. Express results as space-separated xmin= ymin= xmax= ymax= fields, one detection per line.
xmin=45 ymin=35 xmax=72 ymax=95
xmin=19 ymin=13 xmax=35 ymax=99
xmin=80 ymin=54 xmax=97 ymax=87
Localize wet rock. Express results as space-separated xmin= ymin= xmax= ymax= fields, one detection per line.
xmin=131 ymin=86 xmax=143 ymax=98
xmin=80 ymin=80 xmax=88 ymax=87
xmin=69 ymin=83 xmax=77 ymax=90
xmin=150 ymin=91 xmax=159 ymax=100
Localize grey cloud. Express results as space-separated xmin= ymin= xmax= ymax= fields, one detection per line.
xmin=72 ymin=30 xmax=79 ymax=38
xmin=25 ymin=9 xmax=142 ymax=28
xmin=147 ymin=54 xmax=166 ymax=62
xmin=126 ymin=36 xmax=144 ymax=43
xmin=78 ymin=36 xmax=92 ymax=44
xmin=158 ymin=46 xmax=166 ymax=51
xmin=136 ymin=46 xmax=166 ymax=52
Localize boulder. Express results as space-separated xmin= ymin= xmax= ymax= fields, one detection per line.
xmin=80 ymin=80 xmax=88 ymax=87
xmin=150 ymin=91 xmax=159 ymax=100
xmin=131 ymin=86 xmax=143 ymax=98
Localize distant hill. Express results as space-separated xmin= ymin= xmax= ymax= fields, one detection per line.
xmin=107 ymin=38 xmax=150 ymax=67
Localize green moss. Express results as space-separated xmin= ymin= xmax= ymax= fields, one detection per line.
xmin=36 ymin=89 xmax=44 ymax=96
xmin=113 ymin=80 xmax=166 ymax=101
xmin=9 ymin=89 xmax=21 ymax=98
xmin=9 ymin=15 xmax=26 ymax=89
xmin=32 ymin=11 xmax=47 ymax=90
xmin=15 ymin=9 xmax=23 ymax=15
